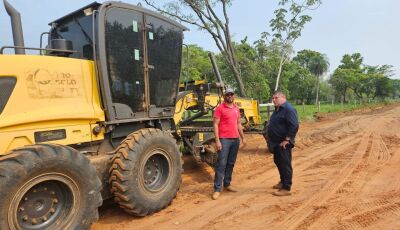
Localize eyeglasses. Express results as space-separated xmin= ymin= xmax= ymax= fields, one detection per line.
xmin=225 ymin=93 xmax=234 ymax=97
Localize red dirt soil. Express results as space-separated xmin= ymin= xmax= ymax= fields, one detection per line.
xmin=93 ymin=104 xmax=400 ymax=230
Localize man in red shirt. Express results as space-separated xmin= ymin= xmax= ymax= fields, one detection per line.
xmin=212 ymin=87 xmax=245 ymax=200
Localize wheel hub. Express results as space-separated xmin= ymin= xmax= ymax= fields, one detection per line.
xmin=33 ymin=199 xmax=45 ymax=211
xmin=16 ymin=181 xmax=71 ymax=229
xmin=142 ymin=151 xmax=170 ymax=191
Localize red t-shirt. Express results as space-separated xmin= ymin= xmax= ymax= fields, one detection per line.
xmin=214 ymin=102 xmax=240 ymax=138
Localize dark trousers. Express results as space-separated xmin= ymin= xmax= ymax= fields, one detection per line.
xmin=273 ymin=144 xmax=293 ymax=190
xmin=214 ymin=138 xmax=240 ymax=192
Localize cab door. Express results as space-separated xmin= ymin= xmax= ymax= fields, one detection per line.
xmin=100 ymin=7 xmax=146 ymax=120
xmin=145 ymin=15 xmax=183 ymax=118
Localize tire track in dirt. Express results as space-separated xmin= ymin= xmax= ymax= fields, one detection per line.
xmin=296 ymin=116 xmax=359 ymax=150
xmin=93 ymin=104 xmax=400 ymax=230
xmin=139 ymin=121 xmax=369 ymax=229
xmin=294 ymin=132 xmax=379 ymax=229
xmin=374 ymin=135 xmax=392 ymax=163
xmin=341 ymin=200 xmax=400 ymax=229
xmin=281 ymin=131 xmax=374 ymax=230
xmin=337 ymin=145 xmax=400 ymax=229
xmin=327 ymin=116 xmax=400 ymax=229
xmin=197 ymin=136 xmax=366 ymax=229
xmin=283 ymin=107 xmax=400 ymax=229
xmin=233 ymin=120 xmax=362 ymax=182
xmin=165 ymin=134 xmax=367 ymax=229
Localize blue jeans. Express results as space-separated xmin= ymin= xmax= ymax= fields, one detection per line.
xmin=214 ymin=138 xmax=240 ymax=192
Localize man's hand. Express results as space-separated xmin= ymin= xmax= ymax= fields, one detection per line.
xmin=216 ymin=139 xmax=222 ymax=151
xmin=240 ymin=139 xmax=247 ymax=149
xmin=279 ymin=140 xmax=290 ymax=149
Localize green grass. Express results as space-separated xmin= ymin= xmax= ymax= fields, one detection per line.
xmin=183 ymin=101 xmax=399 ymax=124
xmin=260 ymin=101 xmax=396 ymax=122
xmin=295 ymin=103 xmax=365 ymax=121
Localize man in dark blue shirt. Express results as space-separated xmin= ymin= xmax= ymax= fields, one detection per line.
xmin=267 ymin=91 xmax=299 ymax=196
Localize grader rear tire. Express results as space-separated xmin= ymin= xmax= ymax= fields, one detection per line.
xmin=0 ymin=144 xmax=102 ymax=230
xmin=109 ymin=128 xmax=183 ymax=216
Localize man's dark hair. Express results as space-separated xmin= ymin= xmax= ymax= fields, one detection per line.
xmin=273 ymin=91 xmax=286 ymax=97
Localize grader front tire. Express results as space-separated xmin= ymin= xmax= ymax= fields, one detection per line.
xmin=109 ymin=128 xmax=183 ymax=216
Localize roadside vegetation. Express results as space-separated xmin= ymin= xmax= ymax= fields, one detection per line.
xmin=261 ymin=101 xmax=399 ymax=121
xmin=145 ymin=0 xmax=399 ymax=120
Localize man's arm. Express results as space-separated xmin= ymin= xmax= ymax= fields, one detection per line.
xmin=281 ymin=107 xmax=299 ymax=149
xmin=286 ymin=108 xmax=299 ymax=140
xmin=213 ymin=117 xmax=222 ymax=151
xmin=237 ymin=114 xmax=246 ymax=147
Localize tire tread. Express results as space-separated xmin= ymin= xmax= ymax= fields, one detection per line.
xmin=0 ymin=144 xmax=102 ymax=229
xmin=109 ymin=128 xmax=182 ymax=216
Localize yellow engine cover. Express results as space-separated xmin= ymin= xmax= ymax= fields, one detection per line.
xmin=0 ymin=55 xmax=105 ymax=154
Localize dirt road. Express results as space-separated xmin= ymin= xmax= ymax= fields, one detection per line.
xmin=93 ymin=104 xmax=400 ymax=230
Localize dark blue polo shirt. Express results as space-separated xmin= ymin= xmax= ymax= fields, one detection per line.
xmin=267 ymin=102 xmax=299 ymax=147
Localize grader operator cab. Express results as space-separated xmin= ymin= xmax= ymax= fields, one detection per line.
xmin=0 ymin=1 xmax=186 ymax=228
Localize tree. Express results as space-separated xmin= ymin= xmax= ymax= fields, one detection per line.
xmin=234 ymin=38 xmax=270 ymax=101
xmin=391 ymin=79 xmax=400 ymax=99
xmin=143 ymin=0 xmax=246 ymax=96
xmin=181 ymin=44 xmax=214 ymax=82
xmin=309 ymin=54 xmax=329 ymax=104
xmin=373 ymin=75 xmax=392 ymax=100
xmin=254 ymin=39 xmax=287 ymax=96
xmin=330 ymin=53 xmax=397 ymax=102
xmin=338 ymin=53 xmax=363 ymax=70
xmin=318 ymin=80 xmax=334 ymax=103
xmin=329 ymin=68 xmax=354 ymax=103
xmin=286 ymin=62 xmax=316 ymax=104
xmin=260 ymin=0 xmax=322 ymax=92
xmin=212 ymin=39 xmax=271 ymax=101
xmin=293 ymin=49 xmax=320 ymax=69
xmin=364 ymin=64 xmax=395 ymax=100
xmin=293 ymin=49 xmax=329 ymax=104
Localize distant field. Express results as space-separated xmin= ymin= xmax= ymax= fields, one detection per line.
xmin=186 ymin=101 xmax=398 ymax=123
xmin=260 ymin=101 xmax=398 ymax=121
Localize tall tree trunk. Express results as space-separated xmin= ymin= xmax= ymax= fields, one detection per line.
xmin=342 ymin=88 xmax=347 ymax=103
xmin=315 ymin=75 xmax=320 ymax=105
xmin=222 ymin=40 xmax=246 ymax=97
xmin=274 ymin=52 xmax=286 ymax=92
xmin=232 ymin=66 xmax=246 ymax=97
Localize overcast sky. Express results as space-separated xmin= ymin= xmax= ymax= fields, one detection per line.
xmin=1 ymin=0 xmax=398 ymax=79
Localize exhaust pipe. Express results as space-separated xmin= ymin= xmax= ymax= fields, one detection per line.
xmin=4 ymin=0 xmax=25 ymax=54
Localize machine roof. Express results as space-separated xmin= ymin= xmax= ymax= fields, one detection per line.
xmin=49 ymin=1 xmax=188 ymax=31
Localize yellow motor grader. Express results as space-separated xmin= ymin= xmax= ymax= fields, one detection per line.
xmin=173 ymin=51 xmax=264 ymax=167
xmin=0 ymin=1 xmax=265 ymax=229
xmin=174 ymin=79 xmax=263 ymax=167
xmin=0 ymin=1 xmax=186 ymax=229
